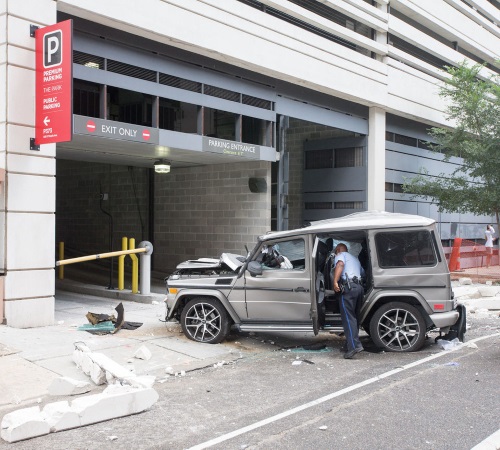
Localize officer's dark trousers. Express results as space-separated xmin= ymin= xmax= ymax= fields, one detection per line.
xmin=339 ymin=282 xmax=364 ymax=351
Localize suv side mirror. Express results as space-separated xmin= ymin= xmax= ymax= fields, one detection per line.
xmin=247 ymin=261 xmax=263 ymax=277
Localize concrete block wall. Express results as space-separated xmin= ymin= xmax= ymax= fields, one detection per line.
xmin=56 ymin=159 xmax=271 ymax=276
xmin=154 ymin=161 xmax=271 ymax=273
xmin=56 ymin=160 xmax=149 ymax=261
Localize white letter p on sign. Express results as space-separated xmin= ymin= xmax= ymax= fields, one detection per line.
xmin=43 ymin=30 xmax=62 ymax=68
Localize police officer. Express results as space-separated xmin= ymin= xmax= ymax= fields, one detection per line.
xmin=332 ymin=243 xmax=365 ymax=359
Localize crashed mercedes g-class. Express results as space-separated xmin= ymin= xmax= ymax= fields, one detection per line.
xmin=164 ymin=211 xmax=466 ymax=352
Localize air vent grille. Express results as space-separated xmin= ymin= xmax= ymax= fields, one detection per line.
xmin=242 ymin=94 xmax=272 ymax=110
xmin=204 ymin=85 xmax=240 ymax=102
xmin=159 ymin=73 xmax=202 ymax=93
xmin=73 ymin=51 xmax=104 ymax=69
xmin=107 ymin=59 xmax=157 ymax=82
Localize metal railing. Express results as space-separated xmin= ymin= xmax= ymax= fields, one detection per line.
xmin=57 ymin=239 xmax=153 ymax=294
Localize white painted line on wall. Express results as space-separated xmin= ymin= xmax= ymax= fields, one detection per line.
xmin=188 ymin=333 xmax=500 ymax=450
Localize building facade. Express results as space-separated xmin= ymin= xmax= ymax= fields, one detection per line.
xmin=1 ymin=0 xmax=499 ymax=326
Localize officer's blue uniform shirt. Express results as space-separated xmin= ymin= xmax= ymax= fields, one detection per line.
xmin=334 ymin=251 xmax=364 ymax=280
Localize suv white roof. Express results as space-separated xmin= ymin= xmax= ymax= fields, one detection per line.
xmin=260 ymin=211 xmax=435 ymax=241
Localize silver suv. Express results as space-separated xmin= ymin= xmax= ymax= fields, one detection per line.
xmin=164 ymin=211 xmax=466 ymax=352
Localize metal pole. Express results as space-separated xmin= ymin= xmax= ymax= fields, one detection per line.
xmin=56 ymin=247 xmax=146 ymax=266
xmin=118 ymin=237 xmax=127 ymax=290
xmin=139 ymin=241 xmax=153 ymax=295
xmin=129 ymin=238 xmax=139 ymax=294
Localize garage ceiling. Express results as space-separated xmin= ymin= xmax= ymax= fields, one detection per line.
xmin=57 ymin=133 xmax=250 ymax=169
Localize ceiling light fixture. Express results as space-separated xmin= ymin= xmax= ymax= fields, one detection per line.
xmin=154 ymin=160 xmax=171 ymax=174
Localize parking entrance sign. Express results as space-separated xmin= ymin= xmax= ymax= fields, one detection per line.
xmin=35 ymin=20 xmax=73 ymax=145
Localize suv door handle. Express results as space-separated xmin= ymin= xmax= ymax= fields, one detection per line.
xmin=294 ymin=287 xmax=309 ymax=292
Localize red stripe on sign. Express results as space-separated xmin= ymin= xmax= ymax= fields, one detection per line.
xmin=142 ymin=130 xmax=150 ymax=141
xmin=86 ymin=120 xmax=96 ymax=132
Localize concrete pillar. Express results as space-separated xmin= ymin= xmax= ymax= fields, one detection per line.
xmin=375 ymin=1 xmax=389 ymax=63
xmin=367 ymin=107 xmax=386 ymax=211
xmin=1 ymin=0 xmax=57 ymax=327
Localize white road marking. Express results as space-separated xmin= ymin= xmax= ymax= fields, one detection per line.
xmin=188 ymin=333 xmax=500 ymax=450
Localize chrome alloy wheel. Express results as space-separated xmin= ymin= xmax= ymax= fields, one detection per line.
xmin=181 ymin=297 xmax=230 ymax=344
xmin=370 ymin=302 xmax=426 ymax=352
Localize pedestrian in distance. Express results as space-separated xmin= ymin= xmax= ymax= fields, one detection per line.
xmin=332 ymin=243 xmax=365 ymax=359
xmin=484 ymin=224 xmax=497 ymax=268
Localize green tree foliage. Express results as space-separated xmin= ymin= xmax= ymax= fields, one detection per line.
xmin=403 ymin=62 xmax=500 ymax=225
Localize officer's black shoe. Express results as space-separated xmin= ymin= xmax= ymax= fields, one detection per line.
xmin=343 ymin=346 xmax=364 ymax=359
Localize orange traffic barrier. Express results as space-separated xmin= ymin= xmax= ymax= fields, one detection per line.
xmin=448 ymin=237 xmax=462 ymax=271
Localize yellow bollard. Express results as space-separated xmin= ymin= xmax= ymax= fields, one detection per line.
xmin=129 ymin=238 xmax=139 ymax=294
xmin=118 ymin=237 xmax=127 ymax=290
xmin=58 ymin=242 xmax=64 ymax=280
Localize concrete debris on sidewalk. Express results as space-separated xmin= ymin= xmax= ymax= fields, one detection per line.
xmin=73 ymin=342 xmax=155 ymax=388
xmin=1 ymin=384 xmax=158 ymax=443
xmin=77 ymin=302 xmax=143 ymax=335
xmin=453 ymin=278 xmax=500 ymax=316
xmin=48 ymin=377 xmax=92 ymax=396
xmin=133 ymin=345 xmax=152 ymax=361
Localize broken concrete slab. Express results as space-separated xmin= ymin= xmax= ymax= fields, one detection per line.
xmin=477 ymin=286 xmax=499 ymax=297
xmin=48 ymin=377 xmax=92 ymax=396
xmin=71 ymin=386 xmax=158 ymax=426
xmin=73 ymin=342 xmax=155 ymax=388
xmin=134 ymin=345 xmax=152 ymax=360
xmin=1 ymin=385 xmax=159 ymax=443
xmin=453 ymin=285 xmax=481 ymax=299
xmin=1 ymin=406 xmax=50 ymax=443
xmin=90 ymin=361 xmax=107 ymax=385
xmin=42 ymin=401 xmax=80 ymax=432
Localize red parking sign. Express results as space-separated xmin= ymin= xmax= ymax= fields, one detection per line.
xmin=35 ymin=20 xmax=73 ymax=145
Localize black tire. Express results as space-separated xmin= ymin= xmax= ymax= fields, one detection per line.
xmin=180 ymin=297 xmax=230 ymax=344
xmin=369 ymin=302 xmax=426 ymax=352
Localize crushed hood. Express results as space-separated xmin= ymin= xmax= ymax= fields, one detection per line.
xmin=176 ymin=253 xmax=246 ymax=272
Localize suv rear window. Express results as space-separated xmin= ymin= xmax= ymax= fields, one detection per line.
xmin=375 ymin=230 xmax=437 ymax=267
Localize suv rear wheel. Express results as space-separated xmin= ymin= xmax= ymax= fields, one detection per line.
xmin=181 ymin=297 xmax=230 ymax=344
xmin=369 ymin=302 xmax=426 ymax=352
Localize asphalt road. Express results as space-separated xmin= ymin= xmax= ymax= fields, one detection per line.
xmin=1 ymin=314 xmax=499 ymax=450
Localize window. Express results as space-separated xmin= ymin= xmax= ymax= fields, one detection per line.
xmin=305 ymin=149 xmax=333 ymax=169
xmin=159 ymin=98 xmax=198 ymax=133
xmin=204 ymin=108 xmax=237 ymax=141
xmin=242 ymin=116 xmax=268 ymax=145
xmin=334 ymin=201 xmax=363 ymax=209
xmin=394 ymin=134 xmax=418 ymax=147
xmin=306 ymin=202 xmax=332 ymax=210
xmin=107 ymin=86 xmax=152 ymax=126
xmin=375 ymin=231 xmax=437 ymax=267
xmin=73 ymin=79 xmax=100 ymax=118
xmin=255 ymin=239 xmax=306 ymax=270
xmin=385 ymin=183 xmax=404 ymax=193
xmin=334 ymin=147 xmax=363 ymax=167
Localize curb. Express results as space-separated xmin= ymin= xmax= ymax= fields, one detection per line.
xmin=55 ymin=279 xmax=165 ymax=304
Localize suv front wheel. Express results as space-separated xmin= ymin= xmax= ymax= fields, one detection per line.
xmin=369 ymin=302 xmax=426 ymax=352
xmin=181 ymin=297 xmax=230 ymax=344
